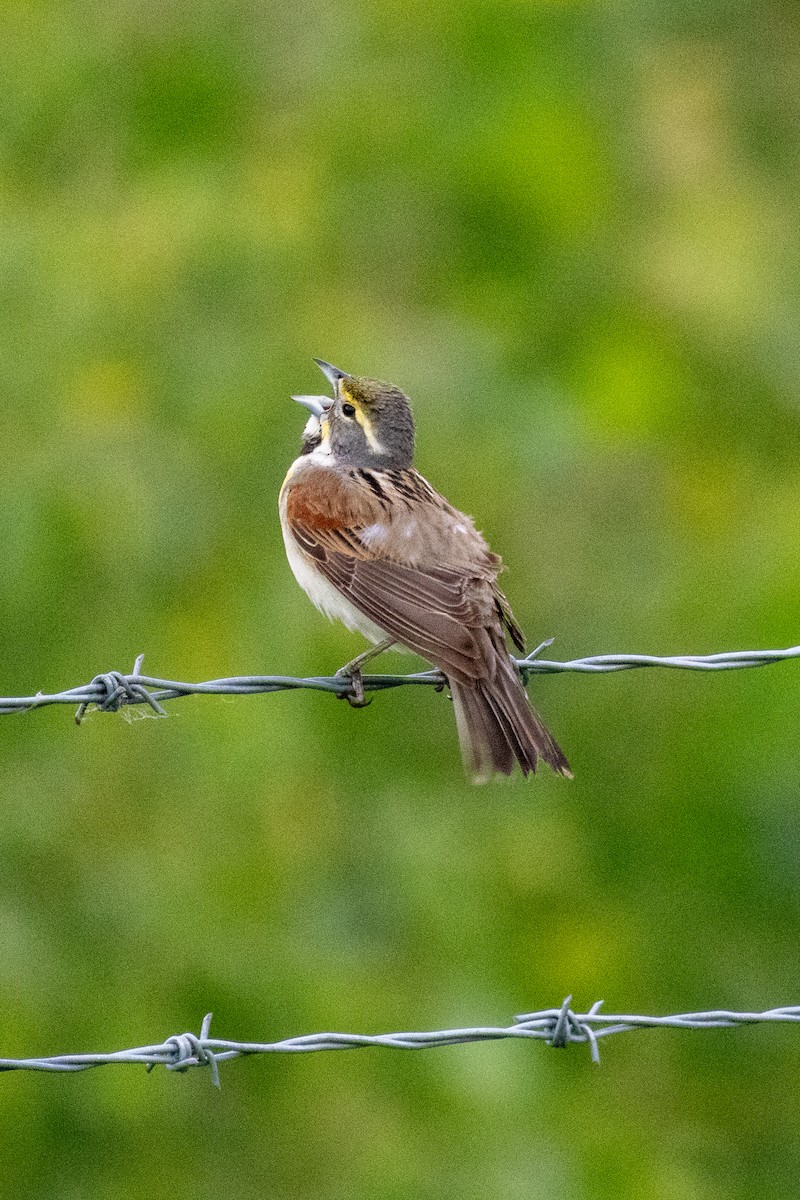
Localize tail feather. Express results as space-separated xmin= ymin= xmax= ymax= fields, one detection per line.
xmin=450 ymin=655 xmax=571 ymax=783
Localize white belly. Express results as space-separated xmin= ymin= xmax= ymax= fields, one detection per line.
xmin=279 ymin=464 xmax=389 ymax=646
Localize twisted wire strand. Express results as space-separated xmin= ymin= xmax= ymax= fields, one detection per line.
xmin=1 ymin=645 xmax=798 ymax=721
xmin=3 ymin=1000 xmax=800 ymax=1083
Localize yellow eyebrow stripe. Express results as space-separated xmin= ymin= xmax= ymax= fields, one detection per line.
xmin=353 ymin=404 xmax=387 ymax=455
xmin=338 ymin=381 xmax=387 ymax=454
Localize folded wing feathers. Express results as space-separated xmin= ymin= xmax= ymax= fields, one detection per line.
xmin=285 ymin=466 xmax=571 ymax=780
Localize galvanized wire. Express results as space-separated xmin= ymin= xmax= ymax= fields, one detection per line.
xmin=3 ymin=999 xmax=799 ymax=1084
xmin=1 ymin=644 xmax=798 ymax=722
xmin=2 ymin=646 xmax=794 ymax=1083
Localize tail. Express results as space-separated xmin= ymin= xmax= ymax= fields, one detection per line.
xmin=450 ymin=655 xmax=572 ymax=784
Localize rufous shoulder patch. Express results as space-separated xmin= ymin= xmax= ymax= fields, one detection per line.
xmin=285 ymin=465 xmax=381 ymax=531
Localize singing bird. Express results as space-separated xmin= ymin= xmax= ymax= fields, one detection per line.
xmin=279 ymin=360 xmax=571 ymax=782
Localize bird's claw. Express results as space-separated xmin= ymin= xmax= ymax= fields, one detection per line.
xmin=334 ymin=666 xmax=372 ymax=708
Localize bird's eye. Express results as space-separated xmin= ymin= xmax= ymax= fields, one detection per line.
xmin=342 ymin=402 xmax=356 ymax=417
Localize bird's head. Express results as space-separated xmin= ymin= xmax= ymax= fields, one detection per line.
xmin=292 ymin=359 xmax=415 ymax=469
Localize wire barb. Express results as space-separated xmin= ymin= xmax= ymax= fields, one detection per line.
xmin=162 ymin=1015 xmax=220 ymax=1088
xmin=517 ymin=637 xmax=555 ymax=687
xmin=539 ymin=996 xmax=603 ymax=1063
xmin=73 ymin=655 xmax=168 ymax=725
xmin=2 ymin=644 xmax=798 ymax=720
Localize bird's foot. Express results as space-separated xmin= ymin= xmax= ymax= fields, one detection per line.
xmin=333 ymin=638 xmax=395 ymax=707
xmin=334 ymin=665 xmax=372 ymax=708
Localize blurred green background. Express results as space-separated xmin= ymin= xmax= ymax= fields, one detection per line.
xmin=2 ymin=0 xmax=800 ymax=1195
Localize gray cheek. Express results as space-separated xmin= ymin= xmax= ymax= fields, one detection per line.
xmin=331 ymin=421 xmax=368 ymax=457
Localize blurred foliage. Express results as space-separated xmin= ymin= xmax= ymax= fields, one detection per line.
xmin=1 ymin=0 xmax=800 ymax=1196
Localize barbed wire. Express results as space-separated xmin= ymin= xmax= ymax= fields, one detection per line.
xmin=3 ymin=998 xmax=799 ymax=1084
xmin=1 ymin=644 xmax=798 ymax=723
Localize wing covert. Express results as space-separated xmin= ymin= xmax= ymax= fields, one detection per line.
xmin=284 ymin=463 xmax=516 ymax=682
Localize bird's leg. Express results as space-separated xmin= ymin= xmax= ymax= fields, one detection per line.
xmin=335 ymin=639 xmax=396 ymax=708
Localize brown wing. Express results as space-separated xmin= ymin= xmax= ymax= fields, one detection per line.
xmin=285 ymin=465 xmax=513 ymax=683
xmin=495 ymin=587 xmax=526 ymax=653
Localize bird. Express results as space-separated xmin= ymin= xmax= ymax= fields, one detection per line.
xmin=279 ymin=359 xmax=572 ymax=782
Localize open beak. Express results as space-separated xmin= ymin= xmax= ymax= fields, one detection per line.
xmin=291 ymin=360 xmax=349 ymax=417
xmin=313 ymin=358 xmax=351 ymax=390
xmin=291 ymin=395 xmax=333 ymax=418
